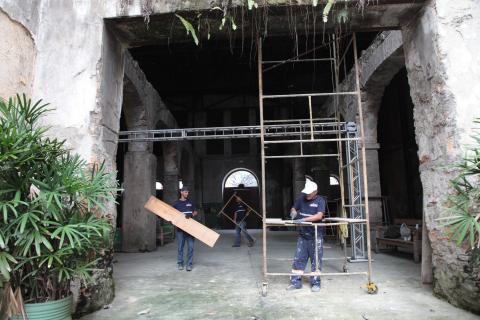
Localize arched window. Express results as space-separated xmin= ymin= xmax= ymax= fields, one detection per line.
xmin=330 ymin=175 xmax=339 ymax=186
xmin=224 ymin=169 xmax=258 ymax=188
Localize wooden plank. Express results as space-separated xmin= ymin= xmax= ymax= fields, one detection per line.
xmin=144 ymin=196 xmax=220 ymax=248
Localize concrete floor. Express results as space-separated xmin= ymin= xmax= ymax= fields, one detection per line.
xmin=81 ymin=230 xmax=479 ymax=320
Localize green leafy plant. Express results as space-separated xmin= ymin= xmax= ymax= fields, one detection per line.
xmin=439 ymin=118 xmax=480 ymax=249
xmin=175 ymin=14 xmax=199 ymax=45
xmin=0 ymin=95 xmax=117 ymax=315
xmin=247 ymin=0 xmax=258 ymax=10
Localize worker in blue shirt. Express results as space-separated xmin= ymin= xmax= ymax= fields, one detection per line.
xmin=286 ymin=176 xmax=326 ymax=292
xmin=232 ymin=196 xmax=254 ymax=247
xmin=173 ymin=186 xmax=197 ymax=271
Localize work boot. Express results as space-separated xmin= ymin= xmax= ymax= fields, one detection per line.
xmin=286 ymin=284 xmax=301 ymax=291
xmin=311 ymin=284 xmax=321 ymax=292
xmin=178 ymin=264 xmax=184 ymax=271
xmin=186 ymin=265 xmax=193 ymax=271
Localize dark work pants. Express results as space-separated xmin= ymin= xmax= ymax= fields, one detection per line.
xmin=234 ymin=221 xmax=254 ymax=246
xmin=290 ymin=234 xmax=324 ymax=287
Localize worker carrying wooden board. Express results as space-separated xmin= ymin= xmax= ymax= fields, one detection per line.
xmin=144 ymin=191 xmax=220 ymax=271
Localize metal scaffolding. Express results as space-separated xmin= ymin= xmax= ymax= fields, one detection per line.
xmin=257 ymin=33 xmax=376 ymax=296
xmin=116 ymin=32 xmax=376 ymax=296
xmin=118 ymin=119 xmax=348 ymax=143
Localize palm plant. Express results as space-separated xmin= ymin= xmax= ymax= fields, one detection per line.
xmin=0 ymin=95 xmax=117 ymax=315
xmin=440 ymin=118 xmax=480 ymax=249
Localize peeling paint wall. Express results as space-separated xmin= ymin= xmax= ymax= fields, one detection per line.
xmin=0 ymin=8 xmax=35 ymax=99
xmin=402 ymin=0 xmax=480 ymax=314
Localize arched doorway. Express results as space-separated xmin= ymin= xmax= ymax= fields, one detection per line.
xmin=378 ymin=68 xmax=423 ymax=223
xmin=222 ymin=169 xmax=261 ymax=229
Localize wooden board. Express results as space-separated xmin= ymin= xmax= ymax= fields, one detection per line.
xmin=144 ymin=196 xmax=220 ymax=247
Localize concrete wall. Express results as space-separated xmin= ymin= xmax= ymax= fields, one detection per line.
xmin=0 ymin=1 xmax=124 ymax=316
xmin=0 ymin=8 xmax=36 ymax=99
xmin=402 ymin=0 xmax=480 ymax=313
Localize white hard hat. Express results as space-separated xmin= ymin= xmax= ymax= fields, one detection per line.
xmin=301 ymin=178 xmax=318 ymax=194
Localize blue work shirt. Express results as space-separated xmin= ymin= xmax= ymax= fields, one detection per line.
xmin=173 ymin=199 xmax=196 ymax=234
xmin=234 ymin=204 xmax=247 ymax=222
xmin=293 ymin=195 xmax=326 ymax=238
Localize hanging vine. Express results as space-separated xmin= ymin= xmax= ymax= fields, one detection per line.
xmin=119 ymin=0 xmax=364 ymax=49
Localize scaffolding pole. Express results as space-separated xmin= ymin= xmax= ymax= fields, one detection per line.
xmin=353 ymin=33 xmax=375 ymax=289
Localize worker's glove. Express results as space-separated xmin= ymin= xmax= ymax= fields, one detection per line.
xmin=292 ymin=218 xmax=305 ymax=224
xmin=290 ymin=211 xmax=297 ymax=220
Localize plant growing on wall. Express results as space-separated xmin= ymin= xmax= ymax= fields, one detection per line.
xmin=170 ymin=0 xmax=350 ymax=46
xmin=440 ymin=118 xmax=480 ymax=250
xmin=0 ymin=95 xmax=117 ymax=316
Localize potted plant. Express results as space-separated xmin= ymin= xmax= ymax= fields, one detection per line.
xmin=0 ymin=95 xmax=117 ymax=319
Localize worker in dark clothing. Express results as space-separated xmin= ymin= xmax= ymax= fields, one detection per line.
xmin=173 ymin=186 xmax=197 ymax=271
xmin=232 ymin=196 xmax=254 ymax=247
xmin=286 ymin=177 xmax=326 ymax=292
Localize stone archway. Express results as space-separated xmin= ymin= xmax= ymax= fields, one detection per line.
xmin=360 ymin=31 xmax=407 ymax=229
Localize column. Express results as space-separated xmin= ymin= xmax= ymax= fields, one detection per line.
xmin=122 ymin=140 xmax=157 ymax=252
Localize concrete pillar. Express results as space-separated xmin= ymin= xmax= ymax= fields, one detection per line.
xmin=362 ymin=102 xmax=383 ymax=227
xmin=249 ymin=108 xmax=257 ymax=154
xmin=162 ymin=142 xmax=179 ymax=205
xmin=402 ymin=0 xmax=480 ymax=310
xmin=122 ymin=150 xmax=156 ymax=252
xmin=293 ymin=158 xmax=306 ymax=197
xmin=282 ymin=159 xmax=293 ymax=215
xmin=224 ymin=109 xmax=231 ymax=156
xmin=311 ymin=168 xmax=330 ymax=197
xmin=180 ymin=147 xmax=195 ymax=193
xmin=194 ymin=111 xmax=206 ymax=156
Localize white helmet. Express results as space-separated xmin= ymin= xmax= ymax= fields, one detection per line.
xmin=301 ymin=177 xmax=318 ymax=194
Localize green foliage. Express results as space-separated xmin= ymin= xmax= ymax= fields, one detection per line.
xmin=176 ymin=14 xmax=199 ymax=46
xmin=0 ymin=94 xmax=118 ymax=304
xmin=247 ymin=0 xmax=258 ymax=10
xmin=440 ymin=118 xmax=480 ymax=249
xmin=172 ymin=0 xmax=347 ymax=46
xmin=323 ymin=0 xmax=335 ymax=22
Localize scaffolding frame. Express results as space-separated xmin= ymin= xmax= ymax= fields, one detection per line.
xmin=257 ymin=33 xmax=375 ymax=296
xmin=117 ymin=120 xmax=349 ymax=142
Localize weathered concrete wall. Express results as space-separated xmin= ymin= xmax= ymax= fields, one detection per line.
xmin=402 ymin=0 xmax=480 ymax=314
xmin=0 ymin=1 xmax=123 ymax=316
xmin=0 ymin=8 xmax=35 ymax=99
